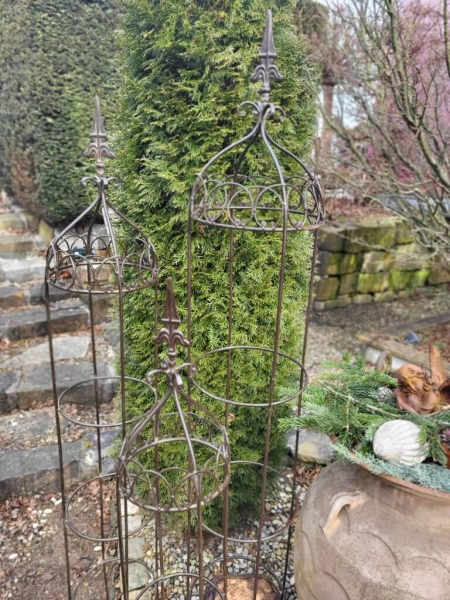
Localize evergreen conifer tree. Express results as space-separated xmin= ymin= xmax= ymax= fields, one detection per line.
xmin=115 ymin=0 xmax=319 ymax=526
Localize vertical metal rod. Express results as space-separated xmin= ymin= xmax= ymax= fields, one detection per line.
xmin=196 ymin=485 xmax=205 ymax=600
xmin=153 ymin=283 xmax=161 ymax=600
xmin=186 ymin=211 xmax=193 ymax=600
xmin=186 ymin=212 xmax=193 ymax=357
xmin=281 ymin=229 xmax=318 ymax=595
xmin=154 ymin=407 xmax=165 ymax=600
xmin=222 ymin=227 xmax=235 ymax=598
xmin=153 ymin=284 xmax=159 ymax=382
xmin=174 ymin=386 xmax=202 ymax=600
xmin=186 ymin=489 xmax=192 ymax=600
xmin=115 ymin=477 xmax=127 ymax=600
xmin=252 ymin=228 xmax=288 ymax=600
xmin=252 ymin=126 xmax=290 ymax=600
xmin=87 ymin=289 xmax=110 ymax=598
xmin=117 ymin=282 xmax=129 ymax=600
xmin=45 ymin=280 xmax=73 ymax=599
xmin=255 ymin=214 xmax=288 ymax=595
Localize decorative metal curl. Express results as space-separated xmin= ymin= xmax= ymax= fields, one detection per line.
xmin=118 ymin=409 xmax=230 ymax=513
xmin=154 ymin=278 xmax=190 ymax=369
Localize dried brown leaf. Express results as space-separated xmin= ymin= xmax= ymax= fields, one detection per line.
xmin=430 ymin=343 xmax=445 ymax=387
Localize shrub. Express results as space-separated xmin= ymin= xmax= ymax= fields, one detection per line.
xmin=0 ymin=0 xmax=120 ymax=226
xmin=114 ymin=0 xmax=319 ymax=528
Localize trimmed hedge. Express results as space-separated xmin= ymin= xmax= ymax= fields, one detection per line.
xmin=0 ymin=0 xmax=120 ymax=226
xmin=114 ymin=0 xmax=319 ymax=528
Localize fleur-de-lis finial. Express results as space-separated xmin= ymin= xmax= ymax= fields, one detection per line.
xmin=250 ymin=9 xmax=283 ymax=102
xmin=154 ymin=278 xmax=190 ymax=368
xmin=84 ymin=96 xmax=115 ymax=177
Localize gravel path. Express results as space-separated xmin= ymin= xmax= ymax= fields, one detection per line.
xmin=305 ymin=285 xmax=450 ymax=380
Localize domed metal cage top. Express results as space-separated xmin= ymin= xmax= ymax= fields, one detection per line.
xmin=118 ymin=279 xmax=230 ymax=513
xmin=190 ymin=10 xmax=325 ymax=233
xmin=46 ymin=97 xmax=158 ymax=294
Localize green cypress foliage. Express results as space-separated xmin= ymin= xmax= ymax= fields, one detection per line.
xmin=0 ymin=0 xmax=120 ymax=226
xmin=114 ymin=0 xmax=319 ymax=527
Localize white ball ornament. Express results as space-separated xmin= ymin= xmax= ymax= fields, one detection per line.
xmin=373 ymin=420 xmax=429 ymax=466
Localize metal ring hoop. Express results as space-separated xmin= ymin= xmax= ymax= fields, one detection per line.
xmin=190 ymin=345 xmax=308 ymax=407
xmin=65 ymin=472 xmax=152 ymax=543
xmin=117 ymin=434 xmax=230 ymax=514
xmin=57 ymin=375 xmax=157 ymax=429
xmin=135 ymin=573 xmax=225 ymax=600
xmin=72 ymin=557 xmax=153 ymax=599
xmin=202 ymin=460 xmax=299 ymax=544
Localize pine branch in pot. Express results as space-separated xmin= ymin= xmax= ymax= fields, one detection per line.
xmin=278 ymin=355 xmax=450 ymax=600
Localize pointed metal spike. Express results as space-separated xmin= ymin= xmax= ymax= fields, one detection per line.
xmin=162 ymin=278 xmax=181 ymax=324
xmin=84 ymin=96 xmax=115 ymax=176
xmin=92 ymin=95 xmax=107 ymax=140
xmin=260 ymin=9 xmax=277 ymax=59
xmin=250 ymin=9 xmax=283 ymax=101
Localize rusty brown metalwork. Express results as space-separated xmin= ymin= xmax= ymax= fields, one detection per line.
xmin=84 ymin=96 xmax=116 ymax=177
xmin=46 ymin=96 xmax=157 ymax=295
xmin=250 ymin=8 xmax=283 ymax=100
xmin=49 ymin=10 xmax=323 ymax=600
xmin=45 ymin=96 xmax=159 ymax=600
xmin=190 ymin=9 xmax=324 ymax=233
xmin=118 ymin=278 xmax=230 ymax=516
xmin=186 ymin=9 xmax=324 ymax=600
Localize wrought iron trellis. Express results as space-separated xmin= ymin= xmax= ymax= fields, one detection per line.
xmin=185 ymin=9 xmax=324 ymax=600
xmin=48 ymin=9 xmax=324 ymax=600
xmin=45 ymin=96 xmax=159 ymax=600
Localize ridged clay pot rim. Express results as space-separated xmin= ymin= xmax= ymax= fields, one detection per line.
xmin=356 ymin=459 xmax=450 ymax=502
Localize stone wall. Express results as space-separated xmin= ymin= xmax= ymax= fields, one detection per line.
xmin=314 ymin=219 xmax=450 ymax=310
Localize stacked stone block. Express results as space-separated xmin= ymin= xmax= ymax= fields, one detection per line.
xmin=314 ymin=219 xmax=450 ymax=310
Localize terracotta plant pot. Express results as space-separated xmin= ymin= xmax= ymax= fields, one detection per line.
xmin=294 ymin=461 xmax=450 ymax=600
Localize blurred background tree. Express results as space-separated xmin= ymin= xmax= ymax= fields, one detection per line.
xmin=0 ymin=0 xmax=120 ymax=226
xmin=305 ymin=0 xmax=450 ymax=258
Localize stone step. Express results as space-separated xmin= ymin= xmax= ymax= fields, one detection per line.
xmin=0 ymin=207 xmax=38 ymax=232
xmin=0 ymin=406 xmax=118 ymax=450
xmin=0 ymin=406 xmax=68 ymax=448
xmin=0 ymin=359 xmax=116 ymax=413
xmin=0 ymin=300 xmax=89 ymax=341
xmin=29 ymin=283 xmax=79 ymax=305
xmin=0 ymin=407 xmax=118 ymax=499
xmin=0 ymin=285 xmax=28 ymax=310
xmin=0 ymin=282 xmax=78 ymax=310
xmin=0 ymin=440 xmax=94 ymax=500
xmin=18 ymin=361 xmax=116 ymax=410
xmin=0 ymin=212 xmax=28 ymax=232
xmin=0 ymin=335 xmax=92 ymax=369
xmin=0 ymin=256 xmax=46 ymax=284
xmin=0 ymin=233 xmax=45 ymax=255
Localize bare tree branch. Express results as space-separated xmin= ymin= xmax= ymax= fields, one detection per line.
xmin=303 ymin=0 xmax=450 ymax=258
